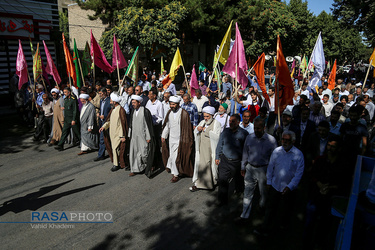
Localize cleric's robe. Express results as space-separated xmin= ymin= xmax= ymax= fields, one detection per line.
xmin=162 ymin=108 xmax=194 ymax=177
xmin=129 ymin=106 xmax=155 ymax=175
xmin=80 ymin=102 xmax=98 ymax=150
xmin=102 ymin=105 xmax=128 ymax=168
xmin=52 ymin=97 xmax=64 ymax=142
xmin=192 ymin=119 xmax=221 ymax=189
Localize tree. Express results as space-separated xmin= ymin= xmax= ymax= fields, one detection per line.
xmin=332 ymin=0 xmax=375 ymax=46
xmin=99 ymin=1 xmax=188 ymax=61
xmin=59 ymin=11 xmax=70 ymax=45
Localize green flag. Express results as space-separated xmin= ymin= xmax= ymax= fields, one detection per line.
xmin=125 ymin=46 xmax=139 ymax=85
xmin=81 ymin=42 xmax=91 ymax=77
xmin=161 ymin=56 xmax=164 ymax=73
xmin=72 ymin=39 xmax=82 ymax=87
xmin=199 ymin=61 xmax=206 ymax=72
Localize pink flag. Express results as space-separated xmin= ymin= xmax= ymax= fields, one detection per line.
xmin=222 ymin=22 xmax=248 ymax=90
xmin=112 ymin=34 xmax=127 ymax=69
xmin=41 ymin=58 xmax=50 ymax=85
xmin=91 ymin=30 xmax=114 ymax=74
xmin=190 ymin=64 xmax=199 ymax=97
xmin=291 ymin=59 xmax=296 ymax=70
xmin=16 ymin=40 xmax=29 ymax=90
xmin=43 ymin=40 xmax=61 ymax=85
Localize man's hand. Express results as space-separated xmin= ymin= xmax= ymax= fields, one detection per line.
xmin=99 ymin=127 xmax=104 ymax=133
xmin=61 ymin=107 xmax=65 ymax=110
xmin=282 ymin=186 xmax=291 ymax=195
xmin=100 ymin=115 xmax=104 ymax=120
xmin=215 ymin=159 xmax=220 ymax=165
xmin=146 ymin=140 xmax=150 ymax=143
xmin=121 ymin=137 xmax=126 ymax=143
xmin=97 ymin=113 xmax=100 ymax=117
xmin=71 ymin=121 xmax=76 ymax=125
xmin=88 ymin=129 xmax=92 ymax=132
xmin=161 ymin=137 xmax=165 ymax=143
xmin=240 ymin=170 xmax=246 ymax=177
xmin=197 ymin=126 xmax=203 ymax=132
xmin=193 ymin=126 xmax=196 ymax=130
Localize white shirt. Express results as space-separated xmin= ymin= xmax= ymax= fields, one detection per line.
xmin=239 ymin=122 xmax=254 ymax=134
xmin=269 ymin=95 xmax=275 ymax=112
xmin=214 ymin=113 xmax=230 ymax=132
xmin=162 ymin=100 xmax=170 ymax=119
xmin=301 ymin=89 xmax=310 ymax=98
xmin=322 ymin=101 xmax=333 ymax=117
xmin=138 ymin=80 xmax=150 ymax=92
xmin=167 ymin=83 xmax=176 ymax=95
xmin=366 ymin=101 xmax=375 ymax=120
xmin=266 ymin=146 xmax=304 ymax=192
xmin=322 ymin=89 xmax=332 ymax=99
xmin=193 ymin=95 xmax=209 ymax=113
xmin=339 ymin=90 xmax=349 ymax=97
xmin=146 ymin=99 xmax=164 ymax=125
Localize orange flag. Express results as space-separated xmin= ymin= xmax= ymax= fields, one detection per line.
xmin=62 ymin=33 xmax=77 ymax=87
xmin=327 ymin=59 xmax=337 ymax=90
xmin=253 ymin=53 xmax=270 ymax=104
xmin=275 ymin=35 xmax=294 ymax=114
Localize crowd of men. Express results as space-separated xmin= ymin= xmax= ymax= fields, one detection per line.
xmin=9 ymin=66 xmax=375 ymax=248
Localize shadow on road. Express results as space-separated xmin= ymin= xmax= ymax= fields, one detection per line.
xmin=0 ymin=179 xmax=105 ymax=216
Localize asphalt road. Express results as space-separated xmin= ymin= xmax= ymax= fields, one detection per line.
xmin=0 ymin=116 xmax=307 ymax=250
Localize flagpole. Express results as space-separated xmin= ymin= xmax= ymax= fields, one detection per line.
xmin=40 ymin=77 xmax=47 ymax=92
xmin=77 ymin=58 xmax=85 ymax=86
xmin=182 ymin=65 xmax=189 ymax=95
xmin=92 ymin=47 xmax=95 ymax=86
xmin=28 ymin=74 xmax=35 ymax=111
xmin=117 ymin=59 xmax=122 ymax=94
xmin=234 ymin=62 xmax=238 ymax=114
xmin=363 ymin=59 xmax=373 ymax=90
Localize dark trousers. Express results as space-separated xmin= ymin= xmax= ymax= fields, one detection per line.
xmin=43 ymin=116 xmax=53 ymax=141
xmin=218 ymin=155 xmax=241 ymax=205
xmin=34 ymin=112 xmax=44 ymax=139
xmin=58 ymin=119 xmax=81 ymax=147
xmin=153 ymin=123 xmax=162 ymax=168
xmin=97 ymin=131 xmax=105 ymax=158
xmin=263 ymin=186 xmax=296 ymax=230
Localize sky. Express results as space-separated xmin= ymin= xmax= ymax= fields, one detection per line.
xmin=284 ymin=0 xmax=335 ymax=15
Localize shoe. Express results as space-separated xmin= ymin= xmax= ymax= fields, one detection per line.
xmin=54 ymin=146 xmax=64 ymax=151
xmin=129 ymin=172 xmax=136 ymax=177
xmin=77 ymin=151 xmax=88 ymax=155
xmin=111 ymin=165 xmax=121 ymax=172
xmin=189 ymin=186 xmax=198 ymax=192
xmin=166 ymin=168 xmax=171 ymax=173
xmin=171 ymin=176 xmax=180 ymax=183
xmin=253 ymin=227 xmax=269 ymax=237
xmin=125 ymin=166 xmax=130 ymax=171
xmin=94 ymin=156 xmax=105 ymax=162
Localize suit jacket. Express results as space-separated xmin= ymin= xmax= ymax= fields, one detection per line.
xmin=292 ymin=119 xmax=316 ymax=153
xmin=273 ymin=122 xmax=301 ymax=147
xmin=99 ymin=97 xmax=111 ymax=127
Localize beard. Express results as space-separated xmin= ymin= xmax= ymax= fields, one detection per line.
xmin=171 ymin=106 xmax=179 ymax=112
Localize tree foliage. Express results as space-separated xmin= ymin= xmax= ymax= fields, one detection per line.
xmin=100 ymin=1 xmax=187 ymax=60
xmin=77 ymin=0 xmax=369 ymax=66
xmin=332 ymin=0 xmax=375 ymax=46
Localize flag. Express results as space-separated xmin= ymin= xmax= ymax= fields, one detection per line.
xmin=222 ymin=22 xmax=248 ymax=90
xmin=275 ymin=35 xmax=294 ymax=113
xmin=43 ymin=40 xmax=61 ymax=84
xmin=169 ymin=48 xmax=183 ymax=81
xmin=125 ymin=46 xmax=139 ymax=84
xmin=253 ymin=53 xmax=270 ymax=104
xmin=190 ymin=64 xmax=199 ymax=97
xmin=198 ymin=61 xmax=206 ymax=73
xmin=81 ymin=42 xmax=91 ymax=77
xmin=72 ymin=39 xmax=82 ymax=88
xmin=290 ymin=67 xmax=295 ymax=79
xmin=308 ymin=32 xmax=325 ymax=90
xmin=300 ymin=54 xmax=307 ymax=73
xmin=273 ymin=56 xmax=277 ymax=67
xmin=161 ymin=56 xmax=164 ymax=73
xmin=16 ymin=40 xmax=29 ymax=90
xmin=112 ymin=34 xmax=127 ymax=69
xmin=327 ymin=59 xmax=337 ymax=90
xmin=90 ymin=30 xmax=114 ymax=74
xmin=291 ymin=59 xmax=296 ymax=71
xmin=215 ymin=20 xmax=233 ymax=66
xmin=62 ymin=33 xmax=77 ymax=87
xmin=33 ymin=43 xmax=42 ymax=82
xmin=369 ymin=48 xmax=375 ymax=67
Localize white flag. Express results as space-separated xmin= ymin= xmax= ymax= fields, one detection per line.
xmin=308 ymin=32 xmax=325 ymax=91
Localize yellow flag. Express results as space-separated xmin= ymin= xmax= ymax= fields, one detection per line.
xmin=169 ymin=48 xmax=183 ymax=81
xmin=290 ymin=67 xmax=295 ymax=78
xmin=215 ymin=20 xmax=233 ymax=66
xmin=370 ymin=48 xmax=375 ymax=67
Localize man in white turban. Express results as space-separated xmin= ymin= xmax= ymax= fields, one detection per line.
xmin=162 ymin=96 xmax=194 ymax=183
xmin=78 ymin=94 xmax=98 ymax=155
xmin=128 ymin=94 xmax=155 ymax=177
xmin=190 ymin=106 xmax=221 ymax=191
xmin=99 ymin=92 xmax=128 ymax=171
